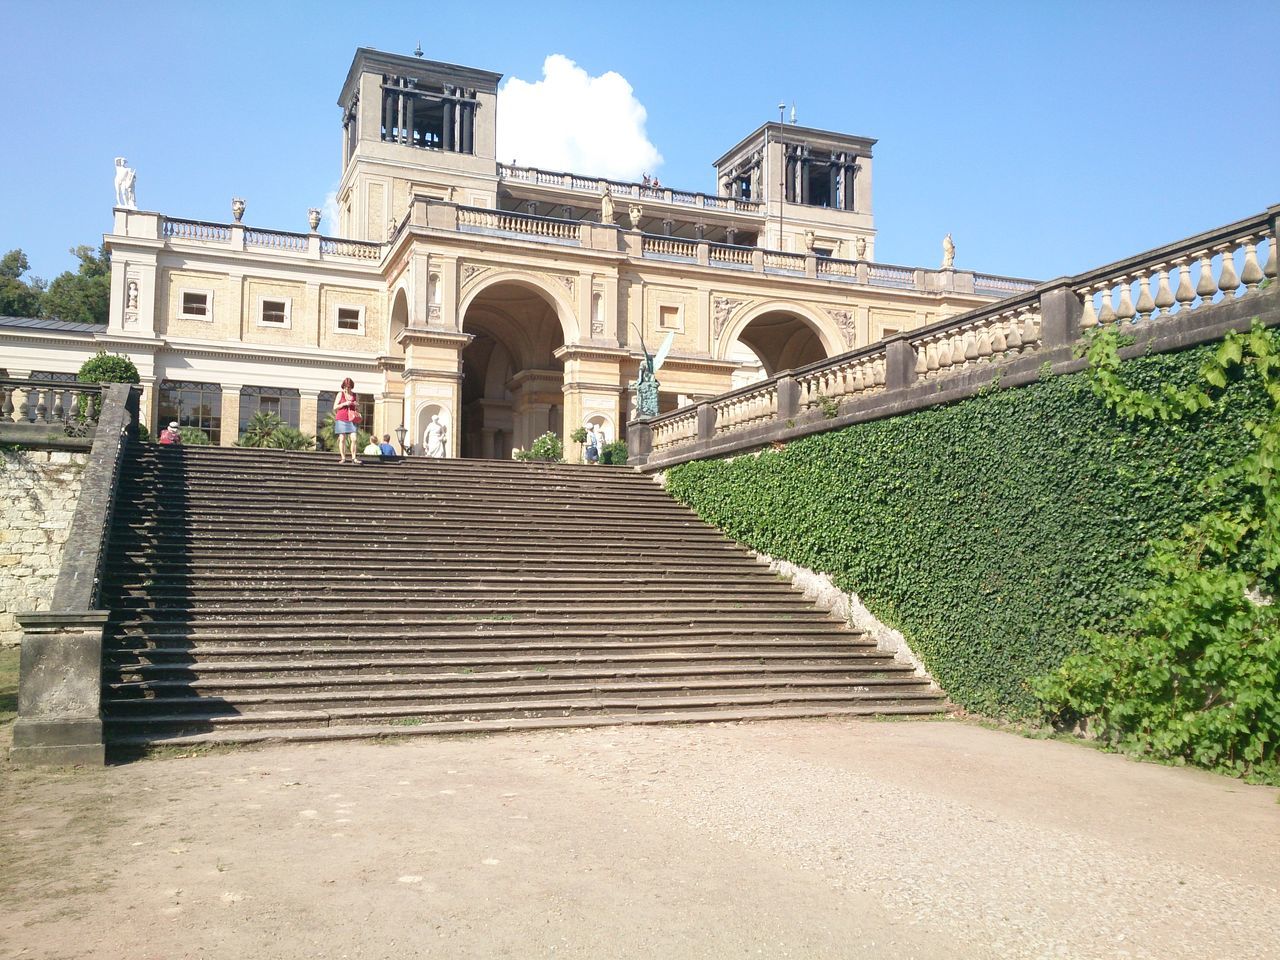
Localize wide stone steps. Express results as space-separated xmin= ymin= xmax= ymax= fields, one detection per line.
xmin=103 ymin=690 xmax=942 ymax=737
xmin=97 ymin=445 xmax=947 ymax=749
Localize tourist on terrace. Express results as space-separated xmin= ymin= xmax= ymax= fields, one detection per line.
xmin=362 ymin=436 xmax=382 ymax=458
xmin=333 ymin=378 xmax=363 ymax=464
xmin=158 ymin=421 xmax=181 ymax=445
xmin=378 ymin=434 xmax=396 ymax=458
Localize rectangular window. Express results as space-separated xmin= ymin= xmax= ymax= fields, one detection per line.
xmin=335 ymin=305 xmax=364 ymax=335
xmin=178 ymin=289 xmax=213 ymax=321
xmin=239 ymin=386 xmax=301 ymax=433
xmin=258 ymin=297 xmax=291 ymax=327
xmin=156 ymin=380 xmax=223 ymax=444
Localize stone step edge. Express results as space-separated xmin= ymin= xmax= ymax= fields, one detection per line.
xmin=105 ymin=704 xmax=949 ymax=748
xmin=105 ymin=691 xmax=948 ymax=727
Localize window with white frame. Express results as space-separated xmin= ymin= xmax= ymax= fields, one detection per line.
xmin=334 ymin=304 xmax=365 ymax=335
xmin=178 ymin=288 xmax=213 ymax=321
xmin=257 ymin=296 xmax=291 ymax=328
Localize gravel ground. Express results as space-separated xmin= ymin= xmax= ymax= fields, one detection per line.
xmin=1 ymin=718 xmax=1277 ymax=960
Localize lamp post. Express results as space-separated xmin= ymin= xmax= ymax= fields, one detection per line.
xmin=395 ymin=423 xmax=409 ymax=456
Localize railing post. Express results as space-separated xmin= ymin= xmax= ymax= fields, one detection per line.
xmin=427 ymin=201 xmax=458 ymax=231
xmin=752 ymin=248 xmax=765 ymax=272
xmin=696 ymin=401 xmax=717 ymax=441
xmin=804 ymin=254 xmax=817 ymax=279
xmin=627 ymin=419 xmax=653 ymax=464
xmin=856 ymin=261 xmax=870 ymax=284
xmin=776 ymin=376 xmax=800 ymax=419
xmin=1039 ymin=282 xmax=1085 ymax=349
xmin=696 ymin=241 xmax=710 ymax=266
xmin=884 ymin=334 xmax=918 ymax=390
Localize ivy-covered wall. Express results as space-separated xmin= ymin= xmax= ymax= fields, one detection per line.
xmin=665 ymin=342 xmax=1268 ymax=718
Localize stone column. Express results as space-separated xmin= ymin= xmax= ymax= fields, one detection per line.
xmin=299 ymin=390 xmax=320 ymax=441
xmin=219 ymin=384 xmax=244 ymax=447
xmin=442 ymin=92 xmax=454 ymax=151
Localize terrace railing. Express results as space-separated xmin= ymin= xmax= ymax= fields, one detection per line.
xmin=632 ymin=205 xmax=1280 ymax=469
xmin=0 ymin=378 xmax=104 ymax=447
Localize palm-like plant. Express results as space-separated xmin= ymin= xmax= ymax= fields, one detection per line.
xmin=238 ymin=411 xmax=287 ymax=447
xmin=317 ymin=411 xmax=371 ymax=452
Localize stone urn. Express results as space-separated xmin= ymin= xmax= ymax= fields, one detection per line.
xmin=231 ymin=197 xmax=245 ymax=223
xmin=308 ymin=208 xmax=322 ymax=232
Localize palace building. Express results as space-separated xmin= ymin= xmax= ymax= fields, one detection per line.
xmin=0 ymin=47 xmax=1033 ymax=457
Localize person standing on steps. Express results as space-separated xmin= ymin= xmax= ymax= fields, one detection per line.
xmin=158 ymin=420 xmax=182 ymax=445
xmin=333 ymin=377 xmax=363 ymax=464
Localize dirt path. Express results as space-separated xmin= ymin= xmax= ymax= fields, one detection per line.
xmin=2 ymin=718 xmax=1277 ymax=960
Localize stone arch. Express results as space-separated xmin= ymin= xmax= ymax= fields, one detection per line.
xmin=716 ymin=299 xmax=844 ymax=378
xmin=388 ymin=285 xmax=410 ymax=356
xmin=458 ymin=270 xmax=581 ymax=344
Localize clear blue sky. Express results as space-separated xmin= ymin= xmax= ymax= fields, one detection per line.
xmin=3 ymin=0 xmax=1277 ymax=283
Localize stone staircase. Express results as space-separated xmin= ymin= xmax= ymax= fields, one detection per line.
xmin=99 ymin=445 xmax=945 ymax=749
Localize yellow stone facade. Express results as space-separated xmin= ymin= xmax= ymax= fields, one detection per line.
xmin=0 ymin=47 xmax=1033 ymax=458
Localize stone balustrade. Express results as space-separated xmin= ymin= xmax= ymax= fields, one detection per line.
xmin=642 ymin=235 xmax=698 ymax=259
xmin=498 ymin=163 xmax=766 ymax=214
xmin=1076 ymin=218 xmax=1276 ymax=330
xmin=911 ymin=302 xmax=1041 ymax=383
xmin=457 ymin=206 xmax=582 ymax=244
xmin=0 ymin=379 xmax=103 ymax=446
xmin=158 ymin=218 xmax=385 ymax=263
xmin=632 ymin=203 xmax=1280 ymax=471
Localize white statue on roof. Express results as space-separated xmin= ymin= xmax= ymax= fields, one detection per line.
xmin=114 ymin=158 xmax=136 ymax=210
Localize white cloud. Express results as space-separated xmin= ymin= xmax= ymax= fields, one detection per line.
xmin=319 ymin=187 xmax=340 ymax=235
xmin=497 ymin=55 xmax=663 ymax=181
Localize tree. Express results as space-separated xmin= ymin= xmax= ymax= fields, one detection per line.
xmin=42 ymin=244 xmax=111 ymax=325
xmin=0 ymin=248 xmax=44 ymax=318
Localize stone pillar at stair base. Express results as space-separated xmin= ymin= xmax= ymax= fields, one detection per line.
xmin=10 ymin=611 xmax=109 ymax=766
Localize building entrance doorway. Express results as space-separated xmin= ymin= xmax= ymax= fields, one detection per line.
xmin=459 ymin=280 xmax=567 ymax=459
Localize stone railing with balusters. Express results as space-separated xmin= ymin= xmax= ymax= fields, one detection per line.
xmin=157 ymin=217 xmax=384 ymax=264
xmin=911 ymin=299 xmax=1042 ymax=383
xmin=630 ymin=204 xmax=1280 ymax=470
xmin=457 ymin=206 xmax=582 ymax=244
xmin=642 ymin=235 xmax=698 ymax=260
xmin=0 ymin=379 xmax=103 ymax=446
xmin=497 ymin=163 xmax=766 ymax=214
xmin=1075 ymin=213 xmax=1276 ymax=331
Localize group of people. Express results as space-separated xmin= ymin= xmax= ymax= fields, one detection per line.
xmin=583 ymin=422 xmax=608 ymax=464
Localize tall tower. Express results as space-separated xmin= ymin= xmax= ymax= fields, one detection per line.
xmin=335 ymin=48 xmax=503 ymax=241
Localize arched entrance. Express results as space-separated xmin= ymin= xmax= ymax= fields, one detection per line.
xmin=729 ymin=309 xmax=830 ymax=377
xmin=389 ymin=287 xmax=409 ymax=356
xmin=459 ymin=279 xmax=568 ymax=459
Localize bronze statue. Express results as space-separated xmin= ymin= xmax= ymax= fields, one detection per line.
xmin=631 ymin=326 xmax=674 ymax=419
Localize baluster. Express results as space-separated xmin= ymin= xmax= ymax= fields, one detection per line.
xmin=936 ymin=336 xmax=953 ymax=369
xmin=915 ymin=343 xmax=929 ymax=375
xmin=1264 ymin=234 xmax=1277 ymax=282
xmin=990 ymin=317 xmax=1008 ymax=355
xmin=35 ymin=388 xmax=49 ymax=424
xmin=1194 ymin=250 xmax=1217 ymax=305
xmin=1079 ymin=287 xmax=1098 ymax=329
xmin=963 ymin=327 xmax=979 ymax=363
xmin=0 ymin=386 xmax=11 ymax=422
xmin=1005 ymin=314 xmax=1024 ymax=351
xmin=873 ymin=358 xmax=886 ymax=387
xmin=1153 ymin=266 xmax=1175 ymax=316
xmin=1115 ymin=276 xmax=1136 ymax=323
xmin=1097 ymin=283 xmax=1117 ymax=325
xmin=1021 ymin=312 xmax=1041 ymax=348
xmin=17 ymin=386 xmax=31 ymax=422
xmin=1216 ymin=243 xmax=1240 ymax=299
xmin=925 ymin=338 xmax=940 ymax=372
xmin=1174 ymin=258 xmax=1196 ymax=309
xmin=976 ymin=323 xmax=993 ymax=359
xmin=1240 ymin=238 xmax=1264 ymax=291
xmin=51 ymin=389 xmax=65 ymax=423
xmin=1134 ymin=272 xmax=1155 ymax=320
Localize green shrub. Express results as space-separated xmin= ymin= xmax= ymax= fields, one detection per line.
xmin=516 ymin=431 xmax=564 ymax=462
xmin=265 ymin=427 xmax=314 ymax=450
xmin=177 ymin=426 xmax=211 ymax=445
xmin=76 ymin=351 xmax=139 ymax=385
xmin=1034 ymin=323 xmax=1280 ymax=783
xmin=665 ymin=334 xmax=1270 ymax=721
xmin=238 ymin=411 xmax=286 ymax=447
xmin=600 ymin=439 xmax=629 ymax=465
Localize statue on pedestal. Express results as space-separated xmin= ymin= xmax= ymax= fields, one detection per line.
xmin=630 ymin=326 xmax=675 ymax=419
xmin=803 ymin=230 xmax=816 ymax=253
xmin=114 ymin=158 xmax=136 ymax=209
xmin=600 ymin=186 xmax=615 ymax=225
xmin=425 ymin=414 xmax=448 ymax=457
xmin=942 ymin=233 xmax=955 ymax=270
xmin=628 ymin=204 xmax=644 ymax=230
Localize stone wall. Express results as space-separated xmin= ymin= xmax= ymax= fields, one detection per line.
xmin=0 ymin=450 xmax=87 ymax=646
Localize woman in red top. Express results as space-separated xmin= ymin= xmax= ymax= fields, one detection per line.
xmin=333 ymin=377 xmax=362 ymax=464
